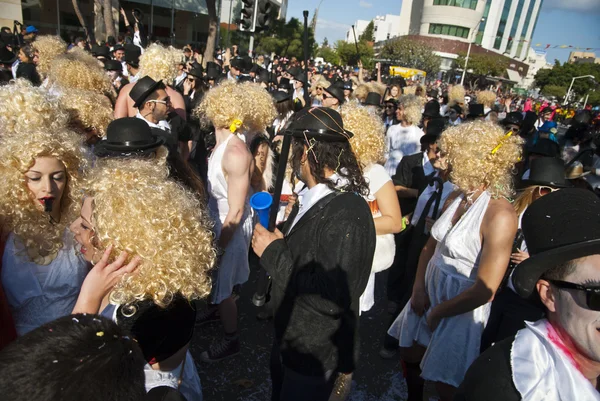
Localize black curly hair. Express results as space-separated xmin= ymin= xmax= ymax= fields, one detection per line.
xmin=291 ymin=137 xmax=369 ymax=196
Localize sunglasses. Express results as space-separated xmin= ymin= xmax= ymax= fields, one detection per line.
xmin=147 ymin=97 xmax=171 ymax=105
xmin=548 ymin=280 xmax=600 ymax=311
xmin=187 ymin=77 xmax=195 ymax=82
xmin=322 ymin=93 xmax=330 ymax=99
xmin=385 ymin=105 xmax=395 ymax=109
xmin=538 ymin=186 xmax=559 ymax=196
xmin=316 ymin=87 xmax=323 ymax=90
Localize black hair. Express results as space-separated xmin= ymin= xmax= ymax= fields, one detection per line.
xmin=291 ymin=138 xmax=369 ymax=196
xmin=0 ymin=314 xmax=146 ymax=401
xmin=542 ymin=260 xmax=578 ymax=282
xmin=275 ymin=99 xmax=294 ymax=118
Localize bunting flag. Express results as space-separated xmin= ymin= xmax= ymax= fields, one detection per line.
xmin=533 ymin=43 xmax=600 ymax=51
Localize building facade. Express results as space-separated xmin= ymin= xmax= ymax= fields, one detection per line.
xmin=399 ymin=0 xmax=544 ymax=61
xmin=568 ymin=51 xmax=600 ymax=64
xmin=345 ymin=15 xmax=402 ymax=43
xmin=521 ymin=47 xmax=552 ymax=89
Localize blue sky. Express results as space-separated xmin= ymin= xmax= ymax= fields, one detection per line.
xmin=285 ymin=0 xmax=600 ymax=63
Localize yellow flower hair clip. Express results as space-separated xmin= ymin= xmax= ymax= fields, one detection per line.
xmin=229 ymin=119 xmax=242 ymax=133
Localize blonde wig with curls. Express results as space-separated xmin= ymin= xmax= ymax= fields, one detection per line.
xmin=354 ymin=84 xmax=370 ymax=102
xmin=138 ymin=44 xmax=182 ymax=84
xmin=48 ymin=51 xmax=115 ymax=100
xmin=58 ymin=89 xmax=114 ymax=138
xmin=310 ymin=76 xmax=331 ymax=97
xmin=86 ymin=156 xmax=215 ymax=307
xmin=477 ymin=90 xmax=497 ymax=108
xmin=0 ymin=127 xmax=87 ymax=261
xmin=398 ymin=94 xmax=423 ymax=126
xmin=448 ymin=85 xmax=467 ymax=114
xmin=438 ymin=121 xmax=523 ymax=200
xmin=194 ymin=80 xmax=276 ymax=133
xmin=31 ymin=35 xmax=67 ymax=78
xmin=0 ymin=79 xmax=69 ymax=136
xmin=340 ymin=101 xmax=386 ymax=167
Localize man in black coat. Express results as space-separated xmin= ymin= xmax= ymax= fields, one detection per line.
xmin=457 ymin=189 xmax=600 ymax=401
xmin=252 ymin=107 xmax=376 ymax=401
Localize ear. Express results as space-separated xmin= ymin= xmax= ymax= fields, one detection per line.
xmin=537 ymin=279 xmax=557 ymax=313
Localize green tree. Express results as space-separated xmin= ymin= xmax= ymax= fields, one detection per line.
xmin=541 ymin=85 xmax=567 ymax=100
xmin=534 ymin=61 xmax=600 ymax=104
xmin=254 ymin=17 xmax=316 ymax=59
xmin=454 ymin=53 xmax=509 ymax=87
xmin=359 ymin=20 xmax=374 ymax=42
xmin=316 ymin=46 xmax=340 ymax=65
xmin=335 ymin=39 xmax=374 ymax=69
xmin=322 ymin=37 xmax=329 ymax=48
xmin=379 ymin=37 xmax=441 ymax=76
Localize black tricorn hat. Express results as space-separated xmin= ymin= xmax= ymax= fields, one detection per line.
xmin=423 ymin=100 xmax=441 ymax=118
xmin=103 ymin=59 xmax=122 ymax=71
xmin=521 ymin=157 xmax=571 ymax=189
xmin=94 ymin=117 xmax=165 ymax=158
xmin=129 ymin=76 xmax=165 ymax=108
xmin=323 ymin=81 xmax=345 ymax=104
xmin=513 ymin=188 xmax=600 ymax=297
xmin=364 ymin=92 xmax=382 ymax=106
xmin=271 ymin=90 xmax=291 ymax=103
xmin=501 ymin=111 xmax=523 ymax=127
xmin=467 ymin=103 xmax=485 ymax=118
xmin=284 ymin=107 xmax=353 ymax=142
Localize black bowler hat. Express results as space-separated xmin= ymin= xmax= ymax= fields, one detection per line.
xmin=295 ymin=72 xmax=307 ymax=84
xmin=423 ymin=100 xmax=441 ymax=118
xmin=427 ymin=89 xmax=438 ymax=98
xmin=343 ymin=81 xmax=353 ymax=91
xmin=206 ymin=62 xmax=221 ymax=80
xmin=91 ymin=44 xmax=110 ymax=59
xmin=271 ymin=90 xmax=291 ymax=103
xmin=284 ymin=107 xmax=353 ymax=142
xmin=521 ymin=157 xmax=571 ymax=189
xmin=129 ymin=76 xmax=165 ymax=108
xmin=528 ymin=138 xmax=559 ymax=158
xmin=513 ymin=188 xmax=600 ymax=298
xmin=467 ymin=103 xmax=485 ymax=118
xmin=103 ymin=59 xmax=122 ymax=71
xmin=323 ymin=81 xmax=345 ymax=104
xmin=364 ymin=92 xmax=382 ymax=106
xmin=95 ymin=118 xmax=165 ymax=158
xmin=501 ymin=111 xmax=523 ymax=127
xmin=187 ymin=65 xmax=203 ymax=78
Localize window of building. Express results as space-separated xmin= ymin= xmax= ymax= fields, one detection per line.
xmin=433 ymin=0 xmax=478 ymax=9
xmin=494 ymin=0 xmax=513 ymax=49
xmin=506 ymin=0 xmax=526 ymax=53
xmin=476 ymin=0 xmax=492 ymax=45
xmin=429 ymin=23 xmax=470 ymax=39
xmin=516 ymin=0 xmax=539 ymax=58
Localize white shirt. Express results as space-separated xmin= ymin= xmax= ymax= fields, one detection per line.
xmin=363 ymin=163 xmax=391 ymax=202
xmin=286 ymin=182 xmax=333 ymax=233
xmin=11 ymin=59 xmax=19 ymax=79
xmin=175 ymin=72 xmax=187 ymax=87
xmin=384 ymin=124 xmax=424 ymax=177
xmin=585 ymin=154 xmax=600 ymax=190
xmin=422 ymin=152 xmax=435 ymax=177
xmin=135 ymin=112 xmax=171 ymax=131
xmin=410 ymin=177 xmax=456 ymax=228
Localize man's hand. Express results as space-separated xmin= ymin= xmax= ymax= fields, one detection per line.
xmin=252 ymin=223 xmax=283 ymax=258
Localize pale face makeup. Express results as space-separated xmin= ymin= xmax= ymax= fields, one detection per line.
xmin=25 ymin=157 xmax=67 ymax=220
xmin=69 ymin=196 xmax=99 ymax=263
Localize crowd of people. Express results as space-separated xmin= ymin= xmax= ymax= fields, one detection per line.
xmin=0 ymin=22 xmax=600 ymax=401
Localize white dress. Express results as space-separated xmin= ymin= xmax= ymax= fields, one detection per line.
xmin=359 ymin=163 xmax=395 ymax=313
xmin=384 ymin=124 xmax=424 ymax=177
xmin=207 ymin=133 xmax=253 ymax=304
xmin=388 ymin=191 xmax=492 ymax=387
xmin=1 ymin=230 xmax=88 ymax=336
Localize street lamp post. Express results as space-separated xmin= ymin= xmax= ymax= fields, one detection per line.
xmin=563 ymin=75 xmax=595 ymax=105
xmin=460 ymin=18 xmax=485 ymax=86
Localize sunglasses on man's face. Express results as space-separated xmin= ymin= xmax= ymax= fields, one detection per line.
xmin=322 ymin=93 xmax=330 ymax=99
xmin=538 ymin=186 xmax=559 ymax=196
xmin=549 ymin=280 xmax=600 ymax=311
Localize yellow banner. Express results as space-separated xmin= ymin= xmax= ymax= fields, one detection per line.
xmin=389 ymin=66 xmax=427 ymax=78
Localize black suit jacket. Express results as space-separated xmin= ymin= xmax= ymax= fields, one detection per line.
xmin=392 ymin=152 xmax=432 ymax=216
xmin=260 ymin=191 xmax=376 ymax=376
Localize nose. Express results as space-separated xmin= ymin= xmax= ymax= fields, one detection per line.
xmin=69 ymin=218 xmax=79 ymax=235
xmin=42 ymin=176 xmax=53 ymax=194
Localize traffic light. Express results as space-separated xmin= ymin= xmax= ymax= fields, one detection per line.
xmin=239 ymin=0 xmax=256 ymax=32
xmin=255 ymin=0 xmax=272 ymax=32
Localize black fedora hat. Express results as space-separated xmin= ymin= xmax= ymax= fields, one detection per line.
xmin=187 ymin=65 xmax=203 ymax=78
xmin=513 ymin=188 xmax=600 ymax=298
xmin=91 ymin=44 xmax=110 ymax=59
xmin=295 ymin=72 xmax=307 ymax=84
xmin=423 ymin=100 xmax=441 ymax=118
xmin=129 ymin=76 xmax=165 ymax=108
xmin=501 ymin=111 xmax=523 ymax=127
xmin=103 ymin=59 xmax=122 ymax=71
xmin=271 ymin=90 xmax=291 ymax=103
xmin=323 ymin=81 xmax=345 ymax=104
xmin=528 ymin=138 xmax=559 ymax=158
xmin=421 ymin=117 xmax=445 ymax=145
xmin=364 ymin=92 xmax=382 ymax=106
xmin=521 ymin=157 xmax=571 ymax=189
xmin=206 ymin=62 xmax=221 ymax=80
xmin=284 ymin=107 xmax=353 ymax=142
xmin=94 ymin=117 xmax=165 ymax=157
xmin=467 ymin=103 xmax=485 ymax=118
xmin=343 ymin=81 xmax=353 ymax=91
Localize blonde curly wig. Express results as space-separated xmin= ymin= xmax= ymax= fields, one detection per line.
xmin=0 ymin=127 xmax=87 ymax=261
xmin=438 ymin=121 xmax=523 ymax=200
xmin=0 ymin=79 xmax=70 ymax=137
xmin=477 ymin=90 xmax=497 ymax=108
xmin=32 ymin=35 xmax=67 ymax=78
xmin=398 ymin=94 xmax=423 ymax=125
xmin=367 ymin=81 xmax=387 ymax=96
xmin=48 ymin=51 xmax=114 ymax=99
xmin=86 ymin=157 xmax=215 ymax=307
xmin=310 ymin=76 xmax=331 ymax=97
xmin=448 ymin=85 xmax=467 ymax=114
xmin=340 ymin=101 xmax=385 ymax=167
xmin=354 ymin=84 xmax=370 ymax=103
xmin=138 ymin=44 xmax=182 ymax=84
xmin=195 ymin=80 xmax=276 ymax=133
xmin=59 ymin=89 xmax=114 ymax=138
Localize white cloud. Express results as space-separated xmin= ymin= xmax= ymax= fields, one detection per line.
xmin=543 ymin=0 xmax=600 ymax=13
xmin=359 ymin=0 xmax=373 ymax=8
